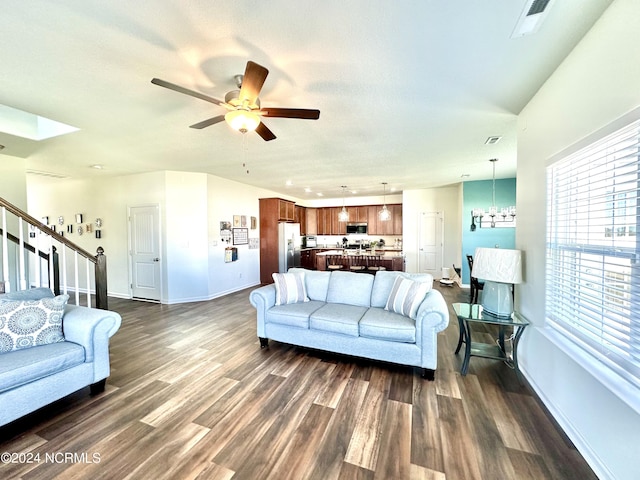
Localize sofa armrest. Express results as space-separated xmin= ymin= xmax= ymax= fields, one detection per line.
xmin=415 ymin=289 xmax=449 ymax=333
xmin=249 ymin=285 xmax=276 ymax=338
xmin=414 ymin=289 xmax=449 ymax=370
xmin=62 ymin=305 xmax=122 ymax=364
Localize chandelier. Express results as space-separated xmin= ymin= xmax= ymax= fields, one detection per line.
xmin=470 ymin=159 xmax=516 ymax=230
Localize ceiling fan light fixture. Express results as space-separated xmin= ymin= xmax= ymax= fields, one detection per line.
xmin=225 ymin=109 xmax=260 ymax=133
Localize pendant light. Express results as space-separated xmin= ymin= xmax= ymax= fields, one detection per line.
xmin=338 ymin=186 xmax=349 ymax=222
xmin=378 ymin=182 xmax=391 ymax=221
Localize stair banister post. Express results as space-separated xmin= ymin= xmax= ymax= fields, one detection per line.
xmin=95 ymin=246 xmax=108 ymax=310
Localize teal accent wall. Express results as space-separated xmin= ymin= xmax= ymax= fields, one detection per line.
xmin=461 ymin=178 xmax=516 ymax=284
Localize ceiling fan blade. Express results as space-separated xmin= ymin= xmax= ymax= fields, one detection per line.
xmin=238 ymin=61 xmax=269 ymax=106
xmin=259 ymin=108 xmax=320 ymax=120
xmin=189 ymin=115 xmax=225 ymax=129
xmin=255 ymin=122 xmax=276 ymax=141
xmin=151 ymin=78 xmax=228 ymax=107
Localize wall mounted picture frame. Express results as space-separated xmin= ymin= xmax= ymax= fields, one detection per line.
xmin=233 ymin=215 xmax=241 ymax=228
xmin=95 ymin=230 xmax=102 ymax=239
xmin=67 ymin=225 xmax=73 ymax=234
xmin=232 ymin=228 xmax=249 ymax=245
xmin=251 ymin=216 xmax=257 ymax=229
xmin=75 ymin=213 xmax=83 ymax=223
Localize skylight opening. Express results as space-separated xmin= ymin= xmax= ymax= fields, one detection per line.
xmin=0 ymin=104 xmax=79 ymax=141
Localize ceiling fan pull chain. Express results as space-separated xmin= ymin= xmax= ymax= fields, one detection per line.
xmin=242 ymin=133 xmax=249 ymax=174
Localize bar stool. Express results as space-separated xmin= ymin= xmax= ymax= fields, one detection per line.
xmin=326 ymin=255 xmax=344 ymax=270
xmin=367 ymin=254 xmax=386 ymax=273
xmin=348 ymin=254 xmax=367 ymax=272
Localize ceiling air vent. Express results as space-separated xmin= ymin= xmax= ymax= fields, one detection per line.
xmin=26 ymin=170 xmax=69 ymax=179
xmin=511 ymin=0 xmax=554 ymax=38
xmin=527 ymin=0 xmax=551 ymax=16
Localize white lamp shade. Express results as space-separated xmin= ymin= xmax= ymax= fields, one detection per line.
xmin=471 ymin=247 xmax=523 ymax=284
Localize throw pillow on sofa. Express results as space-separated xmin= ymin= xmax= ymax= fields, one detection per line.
xmin=385 ymin=276 xmax=431 ymax=320
xmin=272 ymin=272 xmax=309 ymax=305
xmin=0 ymin=294 xmax=69 ymax=353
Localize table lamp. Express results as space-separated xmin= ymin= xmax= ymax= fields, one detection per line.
xmin=471 ymin=247 xmax=522 ymax=318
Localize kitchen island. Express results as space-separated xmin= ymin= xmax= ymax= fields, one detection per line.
xmin=314 ymin=249 xmax=405 ymax=272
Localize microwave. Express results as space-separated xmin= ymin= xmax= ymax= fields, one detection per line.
xmin=346 ymin=223 xmax=367 ymax=234
xmin=302 ymin=236 xmax=317 ymax=248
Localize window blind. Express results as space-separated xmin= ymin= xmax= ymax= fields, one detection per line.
xmin=546 ymin=119 xmax=640 ymax=387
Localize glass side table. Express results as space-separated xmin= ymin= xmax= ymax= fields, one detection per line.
xmin=452 ymin=303 xmax=529 ymax=378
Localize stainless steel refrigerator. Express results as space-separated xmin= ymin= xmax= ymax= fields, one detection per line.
xmin=278 ymin=222 xmax=301 ymax=272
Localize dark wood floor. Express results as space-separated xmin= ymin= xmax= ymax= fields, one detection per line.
xmin=0 ymin=283 xmax=596 ymax=480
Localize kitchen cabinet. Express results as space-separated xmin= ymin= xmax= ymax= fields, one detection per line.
xmin=295 ymin=206 xmax=307 ymax=235
xmin=330 ymin=207 xmax=347 ymax=235
xmin=313 ymin=204 xmax=402 ymax=235
xmin=279 ymin=199 xmax=295 ymax=221
xmin=306 ymin=208 xmax=317 ymax=235
xmin=300 ymin=249 xmax=314 ymax=269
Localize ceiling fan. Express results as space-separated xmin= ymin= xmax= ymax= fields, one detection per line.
xmin=151 ymin=61 xmax=320 ymax=141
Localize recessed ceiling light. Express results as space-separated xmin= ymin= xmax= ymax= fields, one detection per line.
xmin=485 ymin=136 xmax=502 ymax=145
xmin=317 ymin=193 xmax=323 ymax=197
xmin=304 ymin=187 xmax=312 ymax=193
xmin=90 ymin=164 xmax=104 ymax=169
xmin=461 ymin=173 xmax=470 ymax=178
xmin=286 ymin=180 xmax=293 ymax=186
xmin=350 ymin=190 xmax=357 ymax=194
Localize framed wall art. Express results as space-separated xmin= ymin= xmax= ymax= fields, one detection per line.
xmin=232 ymin=228 xmax=249 ymax=245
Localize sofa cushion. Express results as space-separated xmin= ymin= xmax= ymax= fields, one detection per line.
xmin=310 ymin=303 xmax=367 ymax=336
xmin=266 ymin=300 xmax=325 ymax=329
xmin=288 ymin=268 xmax=331 ymax=302
xmin=385 ymin=277 xmax=430 ymax=320
xmin=371 ymin=271 xmax=434 ymax=308
xmin=0 ymin=295 xmax=69 ymax=354
xmin=0 ymin=341 xmax=85 ymax=393
xmin=359 ymin=308 xmax=416 ymax=343
xmin=0 ymin=287 xmax=55 ymax=302
xmin=326 ymin=271 xmax=374 ymax=307
xmin=272 ymin=272 xmax=309 ymax=305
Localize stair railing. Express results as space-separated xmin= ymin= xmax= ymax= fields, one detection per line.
xmin=0 ymin=196 xmax=108 ymax=309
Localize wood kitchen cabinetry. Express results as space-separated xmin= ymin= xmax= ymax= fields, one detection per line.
xmin=312 ymin=204 xmax=402 ymax=235
xmin=294 ymin=206 xmax=307 ymax=235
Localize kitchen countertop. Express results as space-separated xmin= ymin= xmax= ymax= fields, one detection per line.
xmin=315 ymin=249 xmax=404 ymax=257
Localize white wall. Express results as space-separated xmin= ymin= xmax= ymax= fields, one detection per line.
xmin=402 ymin=186 xmax=461 ymax=275
xmin=206 ymin=174 xmax=276 ymax=299
xmin=517 ymin=1 xmax=640 ymax=478
xmin=26 ymin=170 xmax=283 ymax=303
xmin=0 ymin=155 xmax=28 ymax=209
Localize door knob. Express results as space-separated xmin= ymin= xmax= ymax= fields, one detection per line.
xmin=153 ymin=258 xmax=160 ymax=262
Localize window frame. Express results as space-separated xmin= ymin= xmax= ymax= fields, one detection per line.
xmin=545 ymin=108 xmax=640 ymax=409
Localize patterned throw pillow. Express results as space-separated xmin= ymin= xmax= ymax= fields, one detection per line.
xmin=385 ymin=277 xmax=431 ymax=320
xmin=0 ymin=294 xmax=69 ymax=353
xmin=272 ymin=272 xmax=309 ymax=305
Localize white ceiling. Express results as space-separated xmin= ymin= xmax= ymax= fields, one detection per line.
xmin=0 ymin=0 xmax=613 ymax=200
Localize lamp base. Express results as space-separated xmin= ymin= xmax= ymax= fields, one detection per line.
xmin=481 ymin=280 xmax=513 ymax=318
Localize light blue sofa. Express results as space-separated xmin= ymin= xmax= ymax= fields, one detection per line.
xmin=0 ymin=288 xmax=121 ymax=427
xmin=249 ymin=269 xmax=449 ymax=380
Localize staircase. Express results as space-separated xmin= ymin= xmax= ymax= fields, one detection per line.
xmin=0 ymin=196 xmax=108 ymax=309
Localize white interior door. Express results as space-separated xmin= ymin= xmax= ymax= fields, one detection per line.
xmin=129 ymin=205 xmax=161 ymax=301
xmin=418 ymin=211 xmax=443 ymax=277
